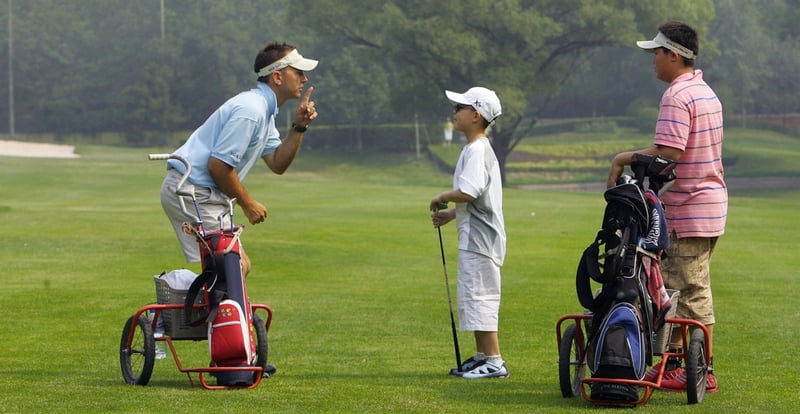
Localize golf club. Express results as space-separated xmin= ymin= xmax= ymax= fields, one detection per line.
xmin=435 ymin=203 xmax=462 ymax=372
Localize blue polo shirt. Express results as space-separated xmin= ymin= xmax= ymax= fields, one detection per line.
xmin=168 ymin=83 xmax=280 ymax=188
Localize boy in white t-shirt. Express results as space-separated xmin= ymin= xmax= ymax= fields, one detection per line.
xmin=430 ymin=86 xmax=507 ymax=379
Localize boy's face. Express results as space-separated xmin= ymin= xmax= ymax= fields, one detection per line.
xmin=452 ymin=103 xmax=477 ymax=131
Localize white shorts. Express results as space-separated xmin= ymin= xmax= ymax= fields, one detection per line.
xmin=160 ymin=169 xmax=231 ymax=262
xmin=456 ymin=250 xmax=501 ymax=332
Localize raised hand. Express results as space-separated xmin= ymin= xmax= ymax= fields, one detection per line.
xmin=295 ymin=86 xmax=317 ymax=127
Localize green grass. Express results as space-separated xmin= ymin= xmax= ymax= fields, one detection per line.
xmin=0 ymin=145 xmax=798 ymax=413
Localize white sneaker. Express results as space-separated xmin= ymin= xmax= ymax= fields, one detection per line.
xmin=449 ymin=356 xmax=485 ymax=376
xmin=461 ymin=361 xmax=509 ymax=379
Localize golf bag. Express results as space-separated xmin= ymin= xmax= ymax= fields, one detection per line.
xmin=575 ymin=154 xmax=676 ymax=402
xmin=184 ymin=227 xmax=257 ymax=386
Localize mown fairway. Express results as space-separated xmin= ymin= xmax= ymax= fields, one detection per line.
xmin=0 ymin=144 xmax=797 ymax=413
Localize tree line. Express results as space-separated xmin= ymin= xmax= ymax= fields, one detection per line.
xmin=1 ymin=1 xmax=798 ymax=169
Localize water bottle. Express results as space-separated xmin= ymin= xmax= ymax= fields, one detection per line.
xmin=150 ymin=309 xmax=167 ymax=360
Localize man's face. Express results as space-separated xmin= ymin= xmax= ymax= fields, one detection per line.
xmin=279 ymin=66 xmax=308 ymax=99
xmin=652 ymin=48 xmax=675 ymax=83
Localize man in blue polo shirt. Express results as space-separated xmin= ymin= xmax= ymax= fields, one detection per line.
xmin=160 ymin=42 xmax=318 ymax=275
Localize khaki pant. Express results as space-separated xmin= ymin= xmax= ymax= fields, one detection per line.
xmin=661 ymin=234 xmax=718 ymax=326
xmin=160 ymin=169 xmax=231 ymax=263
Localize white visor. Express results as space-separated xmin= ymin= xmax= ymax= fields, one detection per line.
xmin=636 ymin=32 xmax=695 ymax=59
xmin=257 ymin=49 xmax=318 ymax=77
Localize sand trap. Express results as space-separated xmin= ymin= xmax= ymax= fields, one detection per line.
xmin=0 ymin=140 xmax=80 ymax=158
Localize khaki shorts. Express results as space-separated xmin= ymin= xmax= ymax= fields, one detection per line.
xmin=661 ymin=234 xmax=718 ymax=325
xmin=456 ymin=250 xmax=501 ymax=332
xmin=160 ymin=169 xmax=231 ymax=262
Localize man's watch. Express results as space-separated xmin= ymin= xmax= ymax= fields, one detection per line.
xmin=292 ymin=122 xmax=308 ymax=133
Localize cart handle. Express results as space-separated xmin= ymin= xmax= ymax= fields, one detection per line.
xmin=148 ymin=153 xmax=203 ymax=226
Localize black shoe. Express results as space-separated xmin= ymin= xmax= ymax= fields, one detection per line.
xmin=262 ymin=363 xmax=277 ymax=378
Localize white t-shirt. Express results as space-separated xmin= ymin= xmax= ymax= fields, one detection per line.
xmin=453 ymin=137 xmax=506 ymax=266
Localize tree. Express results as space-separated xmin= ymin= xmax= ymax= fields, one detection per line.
xmin=8 ymin=0 xmax=800 ymax=146
xmin=289 ymin=0 xmax=716 ymax=185
xmin=750 ymin=0 xmax=800 ymax=114
xmin=0 ymin=0 xmax=289 ymax=135
xmin=705 ymin=0 xmax=772 ymax=122
xmin=312 ymin=46 xmax=392 ymax=151
xmin=6 ymin=0 xmax=136 ymax=135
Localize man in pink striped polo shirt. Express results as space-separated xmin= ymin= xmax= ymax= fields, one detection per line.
xmin=607 ymin=21 xmax=726 ymax=393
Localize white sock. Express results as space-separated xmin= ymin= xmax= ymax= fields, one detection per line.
xmin=486 ymin=354 xmax=503 ymax=365
xmin=472 ymin=352 xmax=486 ymax=361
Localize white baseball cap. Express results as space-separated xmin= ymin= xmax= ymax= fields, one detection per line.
xmin=445 ymin=87 xmax=502 ymax=124
xmin=636 ymin=32 xmax=695 ymax=59
xmin=257 ymin=49 xmax=318 ymax=77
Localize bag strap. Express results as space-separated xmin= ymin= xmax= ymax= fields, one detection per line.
xmin=183 ymin=252 xmax=228 ymax=327
xmin=576 ymin=240 xmax=600 ymax=309
xmin=576 ymin=233 xmax=615 ymax=312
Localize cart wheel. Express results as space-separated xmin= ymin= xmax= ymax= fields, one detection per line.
xmin=559 ymin=323 xmax=586 ymax=398
xmin=120 ymin=314 xmax=155 ymax=385
xmin=253 ymin=314 xmax=269 ymax=379
xmin=685 ymin=329 xmax=708 ymax=404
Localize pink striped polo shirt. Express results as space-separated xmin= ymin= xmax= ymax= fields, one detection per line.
xmin=653 ymin=69 xmax=727 ymax=238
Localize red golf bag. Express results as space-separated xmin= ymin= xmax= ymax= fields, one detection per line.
xmin=184 ymin=227 xmax=257 ymax=386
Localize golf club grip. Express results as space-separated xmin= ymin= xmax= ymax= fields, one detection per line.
xmin=148 ymin=153 xmax=171 ymax=160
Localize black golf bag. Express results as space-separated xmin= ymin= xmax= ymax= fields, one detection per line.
xmin=184 ymin=227 xmax=257 ymax=387
xmin=576 ymin=154 xmax=676 ymax=401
